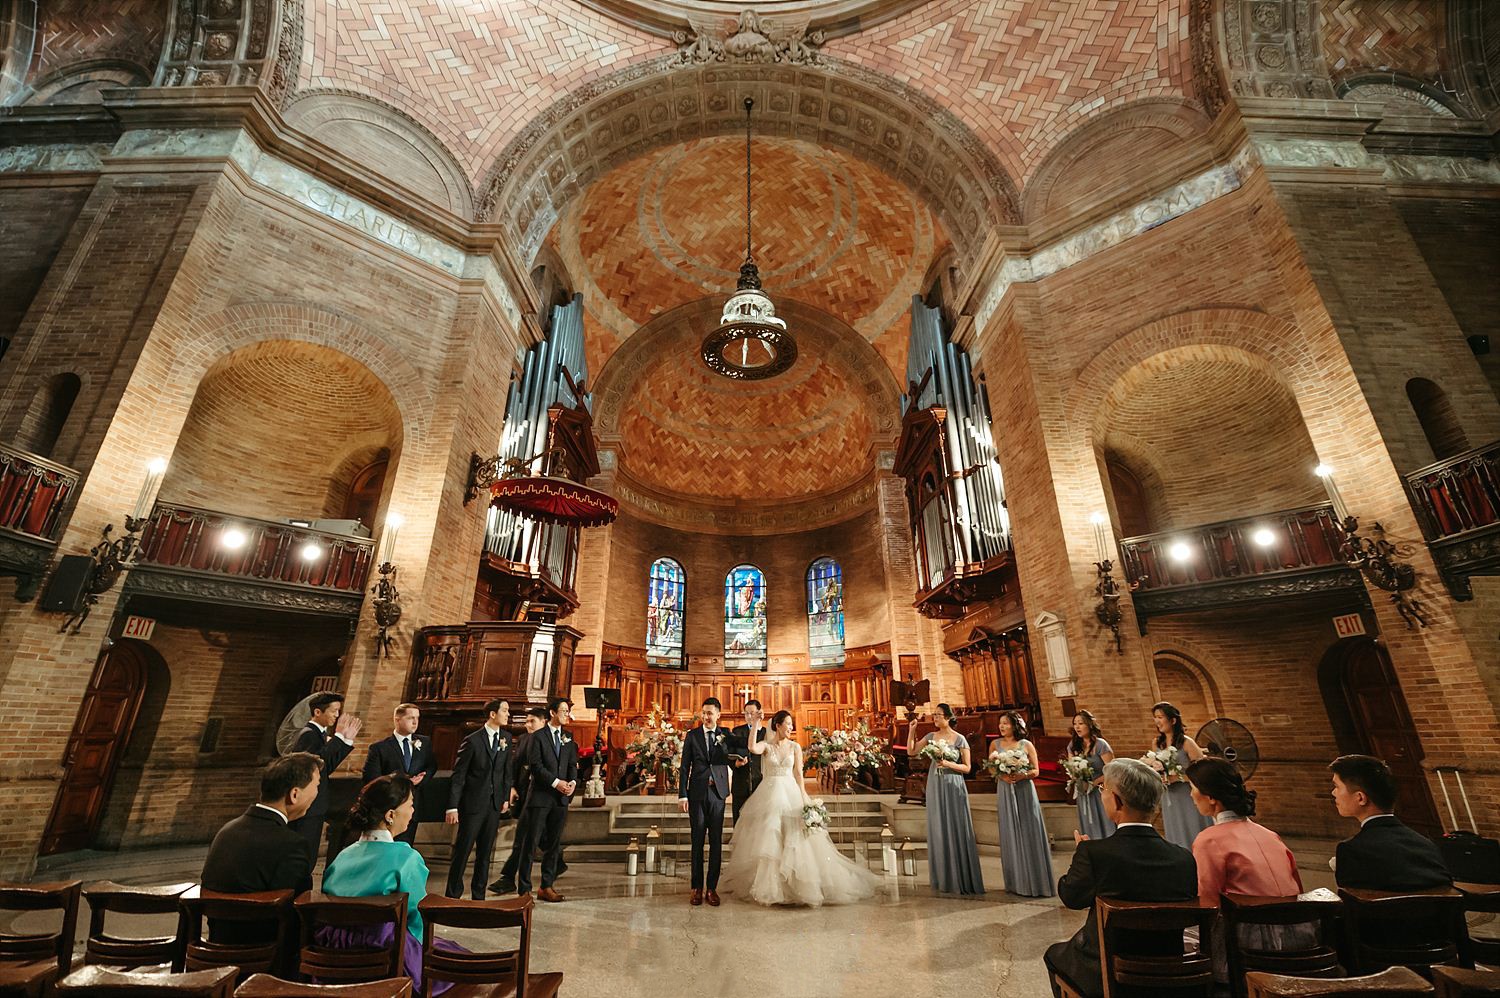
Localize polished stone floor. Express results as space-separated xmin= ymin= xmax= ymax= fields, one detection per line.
xmin=18 ymin=840 xmax=1347 ymax=998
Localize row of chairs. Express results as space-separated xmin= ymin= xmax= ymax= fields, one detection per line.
xmin=55 ymin=968 xmax=410 ymax=997
xmin=1052 ymin=883 xmax=1500 ymax=998
xmin=0 ymin=880 xmax=563 ymax=998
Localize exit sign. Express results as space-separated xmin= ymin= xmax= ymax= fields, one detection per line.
xmin=1333 ymin=613 xmax=1366 ymax=638
xmin=121 ymin=615 xmax=155 ymax=640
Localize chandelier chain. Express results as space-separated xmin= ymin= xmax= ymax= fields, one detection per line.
xmin=744 ymin=96 xmax=753 ymax=266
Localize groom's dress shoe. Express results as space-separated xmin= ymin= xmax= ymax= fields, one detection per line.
xmin=538 ymin=887 xmax=565 ymax=903
xmin=690 ymin=889 xmax=704 ymax=906
xmin=706 ymin=891 xmax=721 ymax=907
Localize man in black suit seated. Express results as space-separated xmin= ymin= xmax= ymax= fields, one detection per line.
xmin=1330 ymin=753 xmax=1452 ymax=891
xmin=361 ymin=702 xmax=436 ymax=845
xmin=516 ymin=697 xmax=578 ymax=904
xmin=444 ymin=698 xmax=514 ymax=900
xmin=1045 ymin=758 xmax=1199 ymax=998
xmin=729 ymin=699 xmax=766 ymax=825
xmin=490 ymin=706 xmax=548 ymax=895
xmin=200 ymin=752 xmax=321 ymax=942
xmin=287 ymin=691 xmax=361 ymax=866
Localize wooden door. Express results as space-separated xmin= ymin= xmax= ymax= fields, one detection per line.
xmin=40 ymin=641 xmax=149 ymax=855
xmin=1338 ymin=639 xmax=1443 ymax=838
xmin=341 ymin=458 xmax=387 ymax=532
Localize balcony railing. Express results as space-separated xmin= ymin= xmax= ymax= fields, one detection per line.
xmin=0 ymin=444 xmax=79 ymax=542
xmin=1119 ymin=503 xmax=1363 ymax=627
xmin=126 ymin=502 xmax=376 ymax=616
xmin=1404 ymin=439 xmax=1500 ymax=599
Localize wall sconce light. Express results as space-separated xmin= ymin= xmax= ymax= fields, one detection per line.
xmin=300 ymin=542 xmax=323 ymax=562
xmin=1251 ymin=527 xmax=1277 ymax=549
xmin=1167 ymin=540 xmax=1193 ymax=563
xmin=220 ymin=527 xmax=247 ymax=550
xmin=1089 ymin=512 xmax=1123 ymax=653
xmin=60 ymin=458 xmax=167 ymax=634
xmin=1315 ymin=464 xmax=1428 ymax=628
xmin=371 ymin=511 xmax=404 ymax=656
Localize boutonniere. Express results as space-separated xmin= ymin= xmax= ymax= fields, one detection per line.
xmin=711 ymin=732 xmax=724 ymax=745
xmin=561 ymin=734 xmax=573 ymax=745
xmin=412 ymin=739 xmax=423 ymax=751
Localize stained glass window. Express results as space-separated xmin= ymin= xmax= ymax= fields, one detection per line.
xmin=807 ymin=557 xmax=845 ymax=668
xmin=646 ymin=557 xmax=685 ymax=670
xmin=723 ymin=564 xmax=767 ymax=671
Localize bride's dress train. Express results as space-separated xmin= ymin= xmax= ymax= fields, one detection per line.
xmin=718 ymin=739 xmax=883 ymax=907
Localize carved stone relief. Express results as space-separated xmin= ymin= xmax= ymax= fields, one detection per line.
xmin=155 ymin=0 xmax=302 ymax=107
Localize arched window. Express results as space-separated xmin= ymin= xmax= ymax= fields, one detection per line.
xmin=806 ymin=557 xmax=845 ymax=668
xmin=15 ymin=372 xmax=81 ymax=458
xmin=724 ymin=564 xmax=767 ymax=671
xmin=646 ymin=557 xmax=686 ymax=670
xmin=1406 ymin=378 xmax=1468 ymax=460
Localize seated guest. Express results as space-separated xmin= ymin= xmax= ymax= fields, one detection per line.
xmin=1045 ymin=758 xmax=1198 ymax=998
xmin=1329 ymin=754 xmax=1451 ymax=891
xmin=1187 ymin=757 xmax=1309 ymax=983
xmin=200 ymin=752 xmax=320 ymax=942
xmin=320 ymin=775 xmax=464 ymax=995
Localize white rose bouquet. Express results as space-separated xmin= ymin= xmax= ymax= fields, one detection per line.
xmin=984 ymin=747 xmax=1031 ymax=780
xmin=802 ymin=800 xmax=829 ymax=835
xmin=916 ymin=740 xmax=960 ymax=765
xmin=1060 ymin=755 xmax=1097 ymax=798
xmin=1141 ymin=746 xmax=1185 ymax=782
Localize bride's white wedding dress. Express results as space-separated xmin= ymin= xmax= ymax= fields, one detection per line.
xmin=718 ymin=738 xmax=883 ymax=907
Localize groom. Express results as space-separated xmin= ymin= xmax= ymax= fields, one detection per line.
xmin=679 ymin=696 xmax=734 ymax=907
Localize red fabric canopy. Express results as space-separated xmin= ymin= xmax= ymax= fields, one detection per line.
xmin=489 ymin=476 xmax=618 ymax=528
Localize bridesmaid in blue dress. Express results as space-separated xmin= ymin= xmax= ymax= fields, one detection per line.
xmin=1067 ymin=710 xmax=1116 ymax=840
xmin=987 ymin=711 xmax=1055 ymax=897
xmin=910 ymin=703 xmax=985 ymax=896
xmin=1152 ymin=701 xmax=1212 ymax=849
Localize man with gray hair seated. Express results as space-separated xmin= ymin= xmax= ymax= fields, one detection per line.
xmin=1044 ymin=758 xmax=1198 ymax=998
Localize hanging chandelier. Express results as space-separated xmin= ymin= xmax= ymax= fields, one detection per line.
xmin=701 ymin=97 xmax=797 ymax=381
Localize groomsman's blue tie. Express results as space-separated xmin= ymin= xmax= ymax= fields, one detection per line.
xmin=401 ymin=736 xmax=412 ymax=773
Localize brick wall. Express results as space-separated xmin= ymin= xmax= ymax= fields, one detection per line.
xmin=0 ymin=183 xmax=90 ymax=357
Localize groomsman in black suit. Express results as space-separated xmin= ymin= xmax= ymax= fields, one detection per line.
xmin=1045 ymin=758 xmax=1198 ymax=998
xmin=287 ymin=691 xmax=361 ymax=865
xmin=491 ymin=706 xmax=548 ymax=895
xmin=729 ymin=699 xmax=766 ymax=825
xmin=444 ymin=699 xmax=514 ymax=900
xmin=1330 ymin=754 xmax=1451 ymax=891
xmin=517 ymin=697 xmax=578 ymax=903
xmin=678 ymin=696 xmax=734 ymax=907
xmin=201 ymin=753 xmax=321 ymax=943
xmin=361 ymin=703 xmax=437 ymax=845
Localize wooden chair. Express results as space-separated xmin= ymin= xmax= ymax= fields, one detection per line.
xmin=417 ymin=896 xmax=563 ymax=998
xmin=1455 ymin=883 xmax=1500 ymax=968
xmin=1338 ymin=888 xmax=1468 ymax=976
xmin=1223 ymin=893 xmax=1345 ymax=998
xmin=56 ymin=965 xmax=237 ymax=997
xmin=1096 ymin=896 xmax=1218 ymax=997
xmin=235 ymin=975 xmax=413 ymax=997
xmin=81 ymin=881 xmax=195 ymax=971
xmin=180 ymin=888 xmax=296 ymax=980
xmin=1432 ymin=967 xmax=1500 ymax=997
xmin=1244 ymin=967 xmax=1434 ymax=997
xmin=0 ymin=880 xmax=82 ymax=998
xmin=294 ymin=892 xmax=407 ymax=984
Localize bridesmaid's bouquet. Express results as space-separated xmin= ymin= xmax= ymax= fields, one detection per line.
xmin=984 ymin=747 xmax=1031 ymax=780
xmin=1060 ymin=755 xmax=1097 ymax=798
xmin=802 ymin=800 xmax=829 ymax=834
xmin=1140 ymin=747 xmax=1185 ymax=782
xmin=916 ymin=740 xmax=960 ymax=765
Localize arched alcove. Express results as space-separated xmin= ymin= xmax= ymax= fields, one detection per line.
xmin=1406 ymin=377 xmax=1469 ymax=461
xmin=14 ymin=372 xmax=81 ymax=458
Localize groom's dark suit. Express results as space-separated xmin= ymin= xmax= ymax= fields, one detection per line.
xmin=729 ymin=722 xmax=766 ymax=825
xmin=678 ymin=724 xmax=734 ymax=891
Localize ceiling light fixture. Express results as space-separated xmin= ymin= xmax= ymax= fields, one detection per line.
xmin=701 ymin=97 xmax=797 ymax=381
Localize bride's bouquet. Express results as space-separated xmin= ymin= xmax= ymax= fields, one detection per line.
xmin=983 ymin=747 xmax=1031 ymax=781
xmin=1140 ymin=746 xmax=1185 ymax=782
xmin=802 ymin=800 xmax=829 ymax=835
xmin=916 ymin=740 xmax=960 ymax=766
xmin=1059 ymin=755 xmax=1098 ymax=798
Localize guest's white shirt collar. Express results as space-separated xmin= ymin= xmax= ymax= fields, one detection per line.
xmin=484 ymin=721 xmax=503 ymax=735
xmin=311 ymin=721 xmax=327 ymax=734
xmin=1360 ymin=813 xmax=1395 ymax=827
xmin=1214 ymin=810 xmax=1245 ymax=824
xmin=1116 ymin=822 xmax=1154 ymax=829
xmin=359 ymin=829 xmax=395 ymax=842
xmin=395 ymin=731 xmax=413 ymax=742
xmin=253 ymin=803 xmax=288 ymax=824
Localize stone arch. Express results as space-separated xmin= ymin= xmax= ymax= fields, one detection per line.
xmin=0 ymin=2 xmax=38 ymax=106
xmin=1022 ymin=98 xmax=1212 ymax=221
xmin=284 ymin=90 xmax=475 ymax=217
xmin=1338 ymin=73 xmax=1462 ymax=119
xmin=1405 ymin=377 xmax=1469 ymax=461
xmin=22 ymin=60 xmax=149 ymax=105
xmin=1150 ymin=648 xmax=1224 ymax=727
xmin=14 ymin=371 xmax=82 ymax=459
xmin=172 ymin=301 xmax=432 ymax=447
xmin=476 ymin=57 xmax=1021 ymax=268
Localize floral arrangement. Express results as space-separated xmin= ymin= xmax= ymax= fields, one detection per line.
xmin=802 ymin=800 xmax=829 ymax=834
xmin=984 ymin=747 xmax=1031 ymax=780
xmin=623 ymin=704 xmax=684 ymax=781
xmin=916 ymin=739 xmax=961 ymax=765
xmin=1141 ymin=746 xmax=1185 ymax=782
xmin=803 ymin=721 xmax=893 ymax=774
xmin=1060 ymin=754 xmax=1098 ymax=798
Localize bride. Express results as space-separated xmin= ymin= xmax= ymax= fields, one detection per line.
xmin=718 ymin=710 xmax=884 ymax=907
